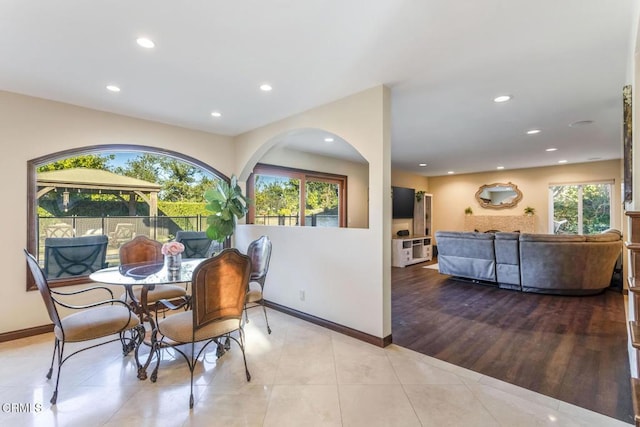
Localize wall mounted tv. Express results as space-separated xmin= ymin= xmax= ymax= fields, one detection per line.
xmin=392 ymin=186 xmax=415 ymax=219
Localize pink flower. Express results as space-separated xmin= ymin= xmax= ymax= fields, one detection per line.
xmin=162 ymin=241 xmax=185 ymax=256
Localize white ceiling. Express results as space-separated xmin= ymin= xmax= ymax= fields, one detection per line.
xmin=0 ymin=1 xmax=635 ymax=176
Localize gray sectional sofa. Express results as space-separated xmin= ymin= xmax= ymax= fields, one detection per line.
xmin=435 ymin=230 xmax=622 ymax=295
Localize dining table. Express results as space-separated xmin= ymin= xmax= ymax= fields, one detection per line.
xmin=89 ymin=258 xmax=205 ymax=380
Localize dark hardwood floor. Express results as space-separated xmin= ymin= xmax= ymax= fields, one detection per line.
xmin=391 ymin=261 xmax=633 ymax=423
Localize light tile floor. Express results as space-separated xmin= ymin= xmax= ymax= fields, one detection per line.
xmin=0 ymin=308 xmax=630 ymax=426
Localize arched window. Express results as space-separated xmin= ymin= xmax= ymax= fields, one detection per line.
xmin=26 ymin=144 xmax=227 ymax=290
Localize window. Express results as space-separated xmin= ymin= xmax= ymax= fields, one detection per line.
xmin=27 ymin=145 xmax=226 ymax=290
xmin=549 ymin=182 xmax=612 ymax=234
xmin=247 ymin=164 xmax=346 ymax=227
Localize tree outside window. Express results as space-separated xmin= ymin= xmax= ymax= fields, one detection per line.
xmin=248 ymin=164 xmax=346 ymax=227
xmin=550 ymin=183 xmax=612 ymax=234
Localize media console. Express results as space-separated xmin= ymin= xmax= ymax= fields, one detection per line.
xmin=392 ymin=235 xmax=432 ymax=267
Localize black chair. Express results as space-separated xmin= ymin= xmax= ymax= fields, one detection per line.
xmin=175 ymin=231 xmax=219 ymax=258
xmin=245 ymin=235 xmax=273 ymax=334
xmin=154 ymin=249 xmax=252 ymax=408
xmin=24 ymin=250 xmax=143 ymax=405
xmin=44 ymin=235 xmax=108 ymax=279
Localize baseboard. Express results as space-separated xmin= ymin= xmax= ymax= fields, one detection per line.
xmin=1 ymin=304 xmax=394 ymax=348
xmin=264 ymin=300 xmax=392 ymax=348
xmin=0 ymin=324 xmax=53 ymax=343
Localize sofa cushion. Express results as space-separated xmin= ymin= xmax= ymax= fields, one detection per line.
xmin=519 ymin=233 xmax=586 ymax=242
xmin=494 ymin=232 xmax=521 ymax=286
xmin=435 ymin=231 xmax=496 ymax=282
xmin=585 ymin=232 xmax=622 ymax=242
xmin=519 ymin=235 xmax=621 ymax=295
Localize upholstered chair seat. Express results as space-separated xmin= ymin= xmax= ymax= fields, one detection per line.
xmin=55 ymin=305 xmax=140 ymax=342
xmin=158 ymin=312 xmax=239 ymax=343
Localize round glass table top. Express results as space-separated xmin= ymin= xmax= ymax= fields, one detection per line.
xmin=89 ymin=258 xmax=205 ymax=286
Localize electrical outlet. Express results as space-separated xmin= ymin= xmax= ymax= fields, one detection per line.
xmin=299 ymin=290 xmax=305 ymax=301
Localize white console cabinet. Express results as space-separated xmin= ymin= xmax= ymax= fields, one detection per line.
xmin=392 ymin=235 xmax=432 ymax=267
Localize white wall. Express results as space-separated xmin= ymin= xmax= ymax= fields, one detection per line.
xmin=0 ymin=91 xmax=234 ymax=333
xmin=234 ymin=86 xmax=392 ymax=338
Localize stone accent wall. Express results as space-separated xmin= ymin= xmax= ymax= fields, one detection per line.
xmin=464 ymin=215 xmax=535 ymax=233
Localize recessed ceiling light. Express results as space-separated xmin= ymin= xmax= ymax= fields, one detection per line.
xmin=545 ymin=148 xmax=558 ymax=152
xmin=259 ymin=83 xmax=273 ymax=92
xmin=211 ymin=111 xmax=222 ymax=118
xmin=136 ymin=37 xmax=155 ymax=49
xmin=493 ymin=95 xmax=512 ymax=103
xmin=526 ymin=129 xmax=541 ymax=135
xmin=419 ymin=163 xmax=427 ymax=167
xmin=447 ymin=171 xmax=455 ymax=174
xmin=106 ymin=85 xmax=120 ymax=92
xmin=497 ymin=166 xmax=504 ymax=170
xmin=558 ymin=160 xmax=568 ymax=164
xmin=569 ymin=120 xmax=594 ymax=127
xmin=324 ymin=137 xmax=334 ymax=143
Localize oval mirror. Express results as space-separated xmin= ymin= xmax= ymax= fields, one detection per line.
xmin=475 ymin=182 xmax=523 ymax=209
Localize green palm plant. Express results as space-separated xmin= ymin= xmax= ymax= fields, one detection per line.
xmin=204 ymin=175 xmax=249 ymax=242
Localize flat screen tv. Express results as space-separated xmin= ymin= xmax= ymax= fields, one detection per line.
xmin=392 ymin=186 xmax=415 ymax=219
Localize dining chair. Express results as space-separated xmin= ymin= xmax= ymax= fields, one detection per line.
xmin=154 ymin=248 xmax=252 ymax=408
xmin=24 ymin=250 xmax=143 ymax=405
xmin=44 ymin=235 xmax=108 ymax=279
xmin=118 ymin=236 xmax=189 ymax=307
xmin=244 ymin=235 xmax=273 ymax=334
xmin=174 ymin=231 xmax=217 ymax=258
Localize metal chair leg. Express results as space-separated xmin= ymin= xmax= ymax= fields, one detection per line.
xmin=51 ymin=341 xmax=65 ymax=405
xmin=239 ymin=329 xmax=251 ymax=381
xmin=261 ymin=301 xmax=271 ymax=334
xmin=46 ymin=338 xmax=59 ymax=380
xmin=189 ymin=341 xmax=195 ymax=409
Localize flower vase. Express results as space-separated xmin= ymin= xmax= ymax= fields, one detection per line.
xmin=165 ymin=253 xmax=182 ymax=279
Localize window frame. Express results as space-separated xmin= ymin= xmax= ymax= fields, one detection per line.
xmin=247 ymin=163 xmax=347 ymax=227
xmin=27 ymin=144 xmax=227 ymax=291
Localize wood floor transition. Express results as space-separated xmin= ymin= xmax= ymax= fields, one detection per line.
xmin=391 ymin=261 xmax=633 ymax=423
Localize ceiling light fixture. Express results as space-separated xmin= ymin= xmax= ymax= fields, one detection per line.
xmin=136 ymin=37 xmax=155 ymax=49
xmin=106 ymin=85 xmax=121 ymax=92
xmin=493 ymin=95 xmax=512 ymax=103
xmin=259 ymin=83 xmax=273 ymax=92
xmin=447 ymin=171 xmax=455 ymax=174
xmin=497 ymin=166 xmax=504 ymax=170
xmin=545 ymin=148 xmax=558 ymax=152
xmin=558 ymin=160 xmax=568 ymax=164
xmin=211 ymin=111 xmax=222 ymax=118
xmin=419 ymin=163 xmax=427 ymax=167
xmin=324 ymin=137 xmax=334 ymax=143
xmin=526 ymin=129 xmax=541 ymax=135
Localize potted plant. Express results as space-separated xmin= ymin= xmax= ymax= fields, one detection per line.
xmin=204 ymin=175 xmax=249 ymax=243
xmin=524 ymin=206 xmax=535 ymax=216
xmin=464 ymin=206 xmax=473 ymax=215
xmin=416 ymin=190 xmax=426 ymax=202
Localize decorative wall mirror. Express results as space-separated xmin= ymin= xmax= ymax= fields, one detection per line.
xmin=475 ymin=182 xmax=523 ymax=209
